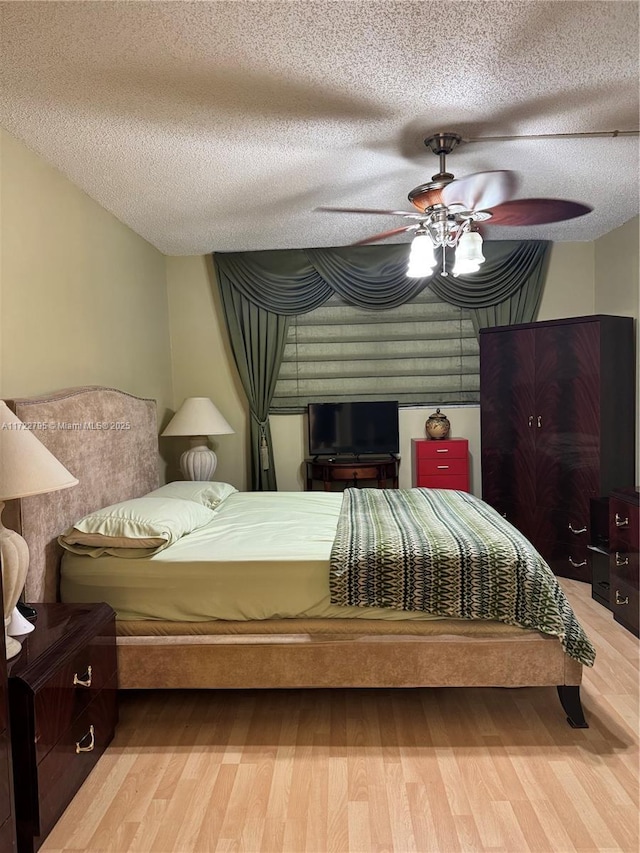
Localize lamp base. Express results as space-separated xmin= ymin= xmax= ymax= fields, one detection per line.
xmin=9 ymin=606 xmax=35 ymax=637
xmin=1 ymin=501 xmax=30 ymax=660
xmin=180 ymin=443 xmax=218 ymax=481
xmin=4 ymin=618 xmax=22 ymax=659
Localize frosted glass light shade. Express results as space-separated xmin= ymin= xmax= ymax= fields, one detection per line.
xmin=456 ymin=231 xmax=485 ymax=264
xmin=0 ymin=401 xmax=78 ymax=658
xmin=406 ymin=233 xmax=437 ymax=278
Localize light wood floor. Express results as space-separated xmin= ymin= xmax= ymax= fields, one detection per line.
xmin=42 ymin=579 xmax=639 ymax=853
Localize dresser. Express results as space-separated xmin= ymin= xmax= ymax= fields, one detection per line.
xmin=608 ymin=487 xmax=639 ymax=637
xmin=411 ymin=438 xmax=470 ymax=491
xmin=0 ymin=586 xmax=17 ymax=851
xmin=480 ymin=315 xmax=635 ymax=581
xmin=8 ymin=603 xmax=118 ymax=852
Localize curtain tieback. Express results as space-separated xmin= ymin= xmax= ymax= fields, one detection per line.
xmin=251 ymin=413 xmax=270 ymax=471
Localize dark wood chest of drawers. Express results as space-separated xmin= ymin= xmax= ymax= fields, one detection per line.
xmin=609 ymin=488 xmax=639 ymax=637
xmin=7 ymin=603 xmax=118 ymax=852
xmin=411 ymin=438 xmax=470 ymax=491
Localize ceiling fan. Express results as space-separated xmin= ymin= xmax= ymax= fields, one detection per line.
xmin=317 ymin=131 xmax=593 ymax=278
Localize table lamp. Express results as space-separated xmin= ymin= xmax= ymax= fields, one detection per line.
xmin=0 ymin=401 xmax=78 ymax=658
xmin=161 ymin=397 xmax=234 ymax=481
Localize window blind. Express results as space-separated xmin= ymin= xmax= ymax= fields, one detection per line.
xmin=270 ymin=289 xmax=479 ymax=412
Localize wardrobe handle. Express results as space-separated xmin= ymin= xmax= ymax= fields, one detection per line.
xmin=568 ymin=557 xmax=587 ymax=568
xmin=615 ymin=513 xmax=629 ymax=528
xmin=537 ymin=415 xmax=542 ymax=428
xmin=528 ymin=416 xmax=534 ymax=427
xmin=568 ymin=524 xmax=587 ymax=535
xmin=615 ymin=552 xmax=629 ymax=567
xmin=615 ymin=590 xmax=629 ymax=606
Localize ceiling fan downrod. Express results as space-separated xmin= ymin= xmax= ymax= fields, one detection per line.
xmin=424 ymin=132 xmax=462 ymax=181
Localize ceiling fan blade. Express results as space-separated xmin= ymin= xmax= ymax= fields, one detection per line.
xmin=442 ymin=170 xmax=518 ymax=211
xmin=352 ymin=225 xmax=419 ymax=246
xmin=316 ymin=206 xmax=424 ymax=219
xmin=484 ymin=198 xmax=593 ymax=226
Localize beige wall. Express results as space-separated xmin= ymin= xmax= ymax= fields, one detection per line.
xmin=0 ymin=130 xmax=174 ymax=474
xmin=165 ymin=255 xmax=248 ymax=489
xmin=169 ymin=242 xmax=598 ymax=494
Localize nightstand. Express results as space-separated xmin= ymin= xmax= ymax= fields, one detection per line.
xmin=411 ymin=438 xmax=470 ymax=491
xmin=7 ymin=603 xmax=118 ymax=853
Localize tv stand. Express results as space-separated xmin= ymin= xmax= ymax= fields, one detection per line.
xmin=305 ymin=456 xmax=400 ymax=491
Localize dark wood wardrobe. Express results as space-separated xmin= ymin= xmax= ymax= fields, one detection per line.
xmin=479 ymin=314 xmax=635 ymax=581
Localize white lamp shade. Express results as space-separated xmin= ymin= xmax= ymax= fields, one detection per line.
xmin=0 ymin=401 xmax=79 ymax=499
xmin=162 ymin=397 xmax=234 ymax=437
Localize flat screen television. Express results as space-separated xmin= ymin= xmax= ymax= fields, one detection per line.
xmin=307 ymin=401 xmax=399 ymax=457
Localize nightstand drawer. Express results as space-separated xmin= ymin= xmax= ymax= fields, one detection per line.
xmin=413 ymin=438 xmax=468 ymax=460
xmin=30 ymin=675 xmax=117 ymax=842
xmin=610 ymin=574 xmax=639 ymax=636
xmin=609 ymin=497 xmax=639 ymax=551
xmin=33 ymin=640 xmax=116 ymax=765
xmin=415 ymin=457 xmax=468 ymax=478
xmin=418 ymin=474 xmax=469 ymax=491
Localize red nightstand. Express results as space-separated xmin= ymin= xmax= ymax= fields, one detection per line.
xmin=411 ymin=438 xmax=469 ymax=491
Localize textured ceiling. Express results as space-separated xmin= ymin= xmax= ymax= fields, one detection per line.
xmin=0 ymin=1 xmax=638 ymax=255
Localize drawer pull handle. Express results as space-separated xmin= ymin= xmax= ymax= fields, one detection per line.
xmin=568 ymin=524 xmax=587 ymax=535
xmin=568 ymin=557 xmax=587 ymax=567
xmin=615 ymin=590 xmax=629 ymax=606
xmin=436 ymin=465 xmax=449 ymax=469
xmin=615 ymin=552 xmax=629 ymax=567
xmin=615 ymin=513 xmax=629 ymax=528
xmin=73 ymin=665 xmax=92 ymax=688
xmin=75 ymin=725 xmax=95 ymax=754
xmin=436 ymin=449 xmax=449 ymax=453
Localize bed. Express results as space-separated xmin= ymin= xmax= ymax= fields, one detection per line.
xmin=5 ymin=386 xmax=593 ymax=727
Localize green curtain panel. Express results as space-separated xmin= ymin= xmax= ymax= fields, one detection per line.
xmin=216 ymin=274 xmax=289 ymax=491
xmin=213 ymin=241 xmax=550 ymax=489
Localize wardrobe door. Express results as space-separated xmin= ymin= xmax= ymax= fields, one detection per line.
xmin=480 ymin=327 xmax=536 ymax=538
xmin=534 ymin=320 xmax=600 ymax=512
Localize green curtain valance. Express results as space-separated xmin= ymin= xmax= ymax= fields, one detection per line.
xmin=214 ymin=240 xmax=551 ymax=315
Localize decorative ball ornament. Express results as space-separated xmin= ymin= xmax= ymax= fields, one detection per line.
xmin=425 ymin=408 xmax=451 ymax=440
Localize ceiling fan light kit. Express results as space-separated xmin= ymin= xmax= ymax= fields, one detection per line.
xmin=319 ymin=130 xmax=593 ymax=280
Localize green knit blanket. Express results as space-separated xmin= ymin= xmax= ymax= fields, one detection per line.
xmin=329 ymin=488 xmax=595 ymax=666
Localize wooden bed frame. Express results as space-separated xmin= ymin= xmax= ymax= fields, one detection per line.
xmin=5 ymin=387 xmax=588 ymax=727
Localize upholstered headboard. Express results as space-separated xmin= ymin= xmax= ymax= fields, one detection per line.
xmin=4 ymin=387 xmax=159 ymax=602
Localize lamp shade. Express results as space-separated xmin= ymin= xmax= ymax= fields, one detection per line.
xmin=0 ymin=401 xmax=78 ymax=659
xmin=0 ymin=401 xmax=79 ymax=499
xmin=161 ymin=397 xmax=234 ymax=437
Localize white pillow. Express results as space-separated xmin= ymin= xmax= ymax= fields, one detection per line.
xmin=145 ymin=481 xmax=238 ymax=509
xmin=59 ymin=496 xmax=216 ymax=558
